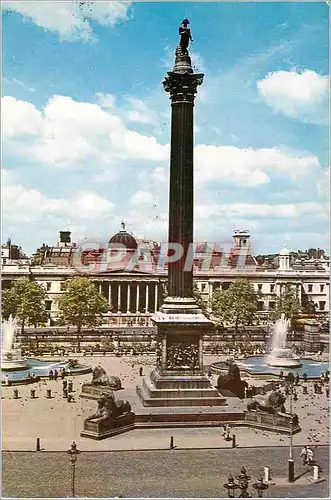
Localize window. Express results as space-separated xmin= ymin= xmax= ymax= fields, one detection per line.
xmin=258 ymin=284 xmax=263 ymax=292
xmin=269 ymin=301 xmax=275 ymax=310
xmin=45 ymin=300 xmax=52 ymax=311
xmin=46 ymin=282 xmax=51 ymax=291
xmin=201 ymin=283 xmax=207 ymax=292
xmin=60 ymin=282 xmax=66 ymax=291
xmin=270 ymin=284 xmax=275 ymax=293
xmin=319 ymin=301 xmax=326 ymax=311
xmin=308 ymin=284 xmax=313 ymax=292
xmin=320 ymin=284 xmax=325 ymax=293
xmin=257 ymin=301 xmax=264 ymax=311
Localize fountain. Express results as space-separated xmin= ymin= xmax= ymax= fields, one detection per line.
xmin=266 ymin=314 xmax=302 ymax=368
xmin=1 ymin=316 xmax=28 ymax=371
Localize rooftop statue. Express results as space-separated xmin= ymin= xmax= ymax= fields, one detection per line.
xmin=179 ymin=18 xmax=193 ymax=54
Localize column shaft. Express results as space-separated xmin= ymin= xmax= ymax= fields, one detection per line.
xmin=118 ymin=283 xmax=121 ymax=312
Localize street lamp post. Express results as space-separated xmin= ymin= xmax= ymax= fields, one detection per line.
xmin=288 ymin=383 xmax=294 ymax=482
xmin=236 ymin=466 xmax=251 ymax=498
xmin=223 ymin=474 xmax=239 ymax=498
xmin=67 ymin=441 xmax=80 ymax=497
xmin=252 ymin=476 xmax=269 ymax=498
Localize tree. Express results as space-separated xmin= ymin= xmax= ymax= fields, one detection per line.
xmin=212 ymin=279 xmax=259 ymax=333
xmin=2 ymin=279 xmax=48 ymax=333
xmin=193 ymin=282 xmax=209 ymax=317
xmin=270 ymin=285 xmax=301 ymax=323
xmin=58 ymin=277 xmax=109 ymax=351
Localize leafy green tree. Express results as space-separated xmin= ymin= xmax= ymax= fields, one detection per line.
xmin=212 ymin=279 xmax=259 ymax=332
xmin=270 ymin=285 xmax=301 ymax=323
xmin=2 ymin=279 xmax=48 ymax=333
xmin=193 ymin=282 xmax=209 ymax=317
xmin=58 ymin=277 xmax=109 ymax=351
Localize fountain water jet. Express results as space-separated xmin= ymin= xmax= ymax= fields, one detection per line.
xmin=267 ymin=314 xmax=301 ymax=368
xmin=1 ymin=316 xmax=28 ymax=371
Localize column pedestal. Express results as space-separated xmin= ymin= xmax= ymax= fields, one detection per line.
xmin=137 ymin=298 xmax=226 ymax=407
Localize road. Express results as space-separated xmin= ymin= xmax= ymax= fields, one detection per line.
xmin=2 ymin=446 xmax=329 ymax=498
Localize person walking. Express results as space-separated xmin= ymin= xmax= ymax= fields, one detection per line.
xmin=307 ymin=447 xmax=315 ymax=465
xmin=295 ymin=373 xmax=300 ymax=386
xmin=300 ymin=446 xmax=308 ymax=465
xmin=54 ymin=369 xmax=58 ymax=381
xmin=49 ymin=370 xmax=53 ymax=381
xmin=326 ymin=385 xmax=330 ymax=398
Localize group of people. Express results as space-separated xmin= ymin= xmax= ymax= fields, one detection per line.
xmin=49 ymin=367 xmax=68 ymax=380
xmin=300 ymin=446 xmax=315 ymax=466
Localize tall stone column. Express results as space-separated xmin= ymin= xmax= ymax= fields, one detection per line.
xmin=138 ymin=21 xmax=225 ymax=408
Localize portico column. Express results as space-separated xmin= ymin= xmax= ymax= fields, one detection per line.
xmin=155 ymin=283 xmax=158 ymax=312
xmin=145 ymin=283 xmax=149 ymax=312
xmin=127 ymin=283 xmax=131 ymax=313
xmin=136 ymin=284 xmax=140 ymax=313
xmin=118 ymin=283 xmax=121 ymax=312
xmin=98 ymin=283 xmax=102 ymax=294
xmin=108 ymin=283 xmax=112 ymax=309
xmin=208 ymin=282 xmax=213 ymax=311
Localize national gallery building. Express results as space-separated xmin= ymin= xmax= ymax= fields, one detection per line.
xmin=1 ymin=226 xmax=329 ymax=327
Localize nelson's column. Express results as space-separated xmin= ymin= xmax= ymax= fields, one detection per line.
xmin=138 ymin=20 xmax=226 ymax=407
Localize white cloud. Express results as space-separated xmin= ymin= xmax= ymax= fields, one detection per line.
xmin=3 ymin=1 xmax=132 ymax=42
xmin=257 ymin=70 xmax=329 ymax=125
xmin=196 ymin=201 xmax=327 ymax=220
xmin=130 ymin=191 xmax=156 ymax=207
xmin=95 ymin=92 xmax=116 ymax=109
xmin=2 ymin=96 xmax=43 ymax=138
xmin=195 ymin=145 xmax=320 ymax=186
xmin=2 ymin=95 xmax=169 ymax=168
xmin=125 ymin=97 xmax=157 ymax=125
xmin=2 ymin=169 xmax=115 ymax=249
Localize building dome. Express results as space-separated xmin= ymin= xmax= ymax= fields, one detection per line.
xmin=279 ymin=245 xmax=290 ymax=256
xmin=109 ymin=222 xmax=138 ymax=250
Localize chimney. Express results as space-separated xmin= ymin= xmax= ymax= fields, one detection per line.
xmin=59 ymin=231 xmax=71 ymax=247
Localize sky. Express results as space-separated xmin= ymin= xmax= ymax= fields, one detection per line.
xmin=2 ymin=1 xmax=329 ymax=256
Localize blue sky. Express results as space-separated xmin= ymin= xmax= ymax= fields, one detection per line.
xmin=2 ymin=1 xmax=329 ymax=255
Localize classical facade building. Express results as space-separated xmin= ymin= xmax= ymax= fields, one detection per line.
xmin=1 ymin=227 xmax=329 ymax=327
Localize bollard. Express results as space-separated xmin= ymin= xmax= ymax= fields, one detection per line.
xmin=63 ymin=388 xmax=68 ymax=398
xmin=13 ymin=389 xmax=19 ymax=399
xmin=264 ymin=466 xmax=270 ymax=482
xmin=312 ymin=466 xmax=319 ymax=481
xmin=46 ymin=389 xmax=52 ymax=399
xmin=68 ymin=382 xmax=73 ymax=392
xmin=303 ymin=385 xmax=308 ymax=394
xmin=30 ymin=389 xmax=36 ymax=399
xmin=232 ymin=434 xmax=236 ymax=448
xmin=36 ymin=437 xmax=40 ymax=452
xmin=170 ymin=436 xmax=174 ymax=450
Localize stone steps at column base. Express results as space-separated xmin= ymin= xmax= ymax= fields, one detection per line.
xmin=137 ymin=383 xmax=227 ymax=407
xmin=142 ymin=377 xmax=222 ymax=399
xmin=134 ymin=413 xmax=244 ymax=428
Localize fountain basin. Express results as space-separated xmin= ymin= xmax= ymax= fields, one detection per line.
xmin=1 ymin=358 xmax=92 ymax=384
xmin=266 ymin=348 xmax=302 ymax=368
xmin=2 ymin=359 xmax=29 ymax=371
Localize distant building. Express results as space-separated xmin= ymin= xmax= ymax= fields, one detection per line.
xmin=1 ymin=227 xmax=329 ymax=327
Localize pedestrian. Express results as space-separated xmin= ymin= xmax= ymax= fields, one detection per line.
xmin=293 ymin=389 xmax=298 ymax=401
xmin=225 ymin=424 xmax=231 ymax=441
xmin=279 ymin=370 xmax=284 ymax=380
xmin=139 ymin=366 xmax=143 ymax=377
xmin=303 ymin=373 xmax=308 ymax=383
xmin=313 ymin=382 xmax=318 ymax=394
xmin=4 ymin=374 xmax=10 ymax=386
xmin=222 ymin=424 xmax=227 ymax=438
xmin=207 ymin=368 xmax=212 ymax=378
xmin=307 ymin=447 xmax=314 ymax=465
xmin=61 ymin=369 xmax=65 ymax=380
xmin=49 ymin=370 xmax=53 ymax=381
xmin=62 ymin=379 xmax=67 ymax=390
xmin=295 ymin=373 xmax=300 ymax=386
xmin=54 ymin=369 xmax=58 ymax=381
xmin=326 ymin=386 xmax=330 ymax=398
xmin=300 ymin=446 xmax=308 ymax=465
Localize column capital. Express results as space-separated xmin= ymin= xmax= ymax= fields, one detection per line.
xmin=163 ymin=71 xmax=204 ymax=103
